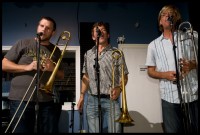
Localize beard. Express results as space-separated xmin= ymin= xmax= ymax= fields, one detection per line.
xmin=41 ymin=36 xmax=51 ymax=42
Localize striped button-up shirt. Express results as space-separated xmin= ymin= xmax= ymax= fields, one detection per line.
xmin=145 ymin=31 xmax=198 ymax=103
xmin=82 ymin=45 xmax=129 ymax=95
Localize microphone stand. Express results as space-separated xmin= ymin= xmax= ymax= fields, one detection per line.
xmin=35 ymin=34 xmax=41 ymax=133
xmin=95 ymin=29 xmax=102 ymax=133
xmin=69 ymin=102 xmax=75 ymax=133
xmin=79 ymin=112 xmax=84 ymax=133
xmin=170 ymin=21 xmax=191 ymax=133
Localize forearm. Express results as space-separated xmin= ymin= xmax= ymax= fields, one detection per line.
xmin=80 ymin=74 xmax=89 ymax=96
xmin=147 ymin=66 xmax=170 ymax=79
xmin=118 ymin=74 xmax=128 ymax=89
xmin=56 ymin=69 xmax=64 ymax=79
xmin=2 ymin=58 xmax=28 ymax=73
xmin=147 ymin=66 xmax=177 ymax=81
xmin=148 ymin=70 xmax=166 ymax=79
xmin=77 ymin=74 xmax=89 ymax=112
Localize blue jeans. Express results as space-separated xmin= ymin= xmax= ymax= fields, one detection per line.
xmin=37 ymin=101 xmax=62 ymax=133
xmin=162 ymin=99 xmax=198 ymax=133
xmin=86 ymin=94 xmax=121 ymax=133
xmin=9 ymin=100 xmax=61 ymax=133
xmin=9 ymin=100 xmax=36 ymax=133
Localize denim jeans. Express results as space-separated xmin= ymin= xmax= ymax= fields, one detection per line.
xmin=162 ymin=99 xmax=198 ymax=133
xmin=86 ymin=94 xmax=121 ymax=133
xmin=9 ymin=100 xmax=36 ymax=133
xmin=9 ymin=100 xmax=61 ymax=133
xmin=37 ymin=101 xmax=62 ymax=133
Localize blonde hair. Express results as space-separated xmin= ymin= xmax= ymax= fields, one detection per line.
xmin=158 ymin=5 xmax=182 ymax=32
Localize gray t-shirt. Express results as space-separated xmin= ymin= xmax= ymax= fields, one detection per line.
xmin=5 ymin=38 xmax=62 ymax=102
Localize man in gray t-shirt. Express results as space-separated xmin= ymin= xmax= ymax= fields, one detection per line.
xmin=2 ymin=16 xmax=64 ymax=133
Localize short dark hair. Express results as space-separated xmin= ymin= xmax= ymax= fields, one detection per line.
xmin=40 ymin=16 xmax=56 ymax=31
xmin=91 ymin=22 xmax=110 ymax=43
xmin=91 ymin=22 xmax=109 ymax=35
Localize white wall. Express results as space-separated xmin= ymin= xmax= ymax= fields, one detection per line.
xmin=119 ymin=44 xmax=163 ymax=133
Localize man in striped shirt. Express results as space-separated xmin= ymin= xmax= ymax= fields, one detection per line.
xmin=77 ymin=22 xmax=129 ymax=133
xmin=145 ymin=5 xmax=198 ymax=133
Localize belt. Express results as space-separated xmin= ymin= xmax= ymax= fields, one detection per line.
xmin=91 ymin=94 xmax=110 ymax=99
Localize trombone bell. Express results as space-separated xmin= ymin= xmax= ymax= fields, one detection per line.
xmin=112 ymin=49 xmax=134 ymax=125
xmin=115 ymin=112 xmax=134 ymax=124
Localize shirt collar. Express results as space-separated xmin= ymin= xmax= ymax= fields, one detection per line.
xmin=159 ymin=31 xmax=178 ymax=41
xmin=91 ymin=44 xmax=112 ymax=54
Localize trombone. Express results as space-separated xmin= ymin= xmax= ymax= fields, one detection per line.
xmin=177 ymin=21 xmax=198 ymax=102
xmin=176 ymin=21 xmax=198 ymax=132
xmin=110 ymin=49 xmax=134 ymax=132
xmin=40 ymin=31 xmax=71 ymax=94
xmin=5 ymin=31 xmax=71 ymax=133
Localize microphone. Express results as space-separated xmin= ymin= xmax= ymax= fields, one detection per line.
xmin=96 ymin=27 xmax=101 ymax=37
xmin=167 ymin=16 xmax=173 ymax=23
xmin=36 ymin=32 xmax=43 ymax=36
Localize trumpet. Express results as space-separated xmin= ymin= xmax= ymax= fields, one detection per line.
xmin=5 ymin=31 xmax=71 ymax=133
xmin=111 ymin=49 xmax=134 ymax=126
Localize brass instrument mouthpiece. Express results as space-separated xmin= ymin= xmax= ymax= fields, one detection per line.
xmin=62 ymin=35 xmax=67 ymax=40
